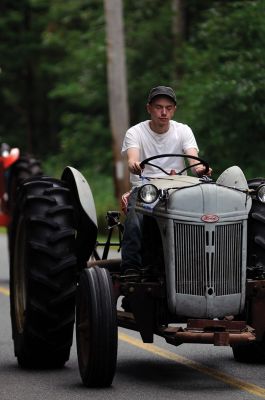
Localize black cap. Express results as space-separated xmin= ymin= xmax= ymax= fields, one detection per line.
xmin=148 ymin=86 xmax=177 ymax=104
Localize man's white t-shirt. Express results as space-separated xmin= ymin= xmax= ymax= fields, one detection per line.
xmin=121 ymin=120 xmax=199 ymax=187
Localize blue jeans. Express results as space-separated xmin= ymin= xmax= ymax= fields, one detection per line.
xmin=121 ymin=188 xmax=143 ymax=272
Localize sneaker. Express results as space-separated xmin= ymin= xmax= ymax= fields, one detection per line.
xmin=121 ymin=296 xmax=131 ymax=312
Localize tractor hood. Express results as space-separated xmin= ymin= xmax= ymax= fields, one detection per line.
xmin=136 ymin=167 xmax=252 ymax=318
xmin=164 ymin=182 xmax=251 ymax=221
xmin=137 ymin=169 xmax=252 ymax=221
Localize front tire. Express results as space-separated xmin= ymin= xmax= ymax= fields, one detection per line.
xmin=9 ymin=176 xmax=77 ymax=368
xmin=76 ymin=266 xmax=118 ymax=387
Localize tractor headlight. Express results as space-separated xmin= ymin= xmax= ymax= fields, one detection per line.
xmin=257 ymin=185 xmax=265 ymax=203
xmin=138 ymin=184 xmax=159 ymax=204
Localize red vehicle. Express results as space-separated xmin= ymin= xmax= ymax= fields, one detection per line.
xmin=0 ymin=143 xmax=42 ymax=228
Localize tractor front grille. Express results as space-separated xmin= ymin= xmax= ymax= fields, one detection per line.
xmin=174 ymin=222 xmax=243 ymax=296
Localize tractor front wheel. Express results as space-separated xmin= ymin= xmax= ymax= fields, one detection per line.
xmin=76 ymin=266 xmax=118 ymax=387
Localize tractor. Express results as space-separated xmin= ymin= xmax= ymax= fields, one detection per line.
xmin=9 ymin=154 xmax=265 ymax=388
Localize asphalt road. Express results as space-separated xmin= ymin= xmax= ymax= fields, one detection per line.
xmin=0 ymin=233 xmax=265 ymax=400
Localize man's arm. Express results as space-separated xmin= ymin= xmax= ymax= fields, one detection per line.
xmin=184 ymin=148 xmax=212 ymax=176
xmin=127 ymin=148 xmax=142 ymax=175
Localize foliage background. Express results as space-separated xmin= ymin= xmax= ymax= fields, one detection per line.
xmin=1 ymin=0 xmax=264 ymax=226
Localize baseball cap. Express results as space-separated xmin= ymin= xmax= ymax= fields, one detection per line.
xmin=148 ymin=86 xmax=177 ymax=104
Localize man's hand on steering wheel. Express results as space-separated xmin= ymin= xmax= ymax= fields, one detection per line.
xmin=193 ymin=164 xmax=212 ymax=177
xmin=128 ymin=160 xmax=143 ymax=175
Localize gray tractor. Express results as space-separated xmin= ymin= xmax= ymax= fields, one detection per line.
xmin=9 ymin=154 xmax=265 ymax=388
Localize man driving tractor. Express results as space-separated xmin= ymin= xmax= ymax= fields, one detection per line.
xmin=121 ymin=85 xmax=212 ymax=278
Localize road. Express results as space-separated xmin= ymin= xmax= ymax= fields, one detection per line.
xmin=0 ymin=232 xmax=265 ymax=400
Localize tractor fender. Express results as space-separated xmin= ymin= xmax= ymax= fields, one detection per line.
xmin=62 ymin=166 xmax=98 ymax=267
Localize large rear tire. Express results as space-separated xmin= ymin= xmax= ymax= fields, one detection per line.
xmin=247 ymin=178 xmax=265 ymax=272
xmin=232 ymin=340 xmax=265 ymax=363
xmin=232 ymin=178 xmax=265 ymax=363
xmin=9 ymin=176 xmax=77 ymax=368
xmin=76 ymin=266 xmax=118 ymax=387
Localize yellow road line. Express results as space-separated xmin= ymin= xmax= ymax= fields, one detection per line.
xmin=0 ymin=286 xmax=9 ymax=296
xmin=0 ymin=285 xmax=264 ymax=398
xmin=119 ymin=331 xmax=265 ymax=399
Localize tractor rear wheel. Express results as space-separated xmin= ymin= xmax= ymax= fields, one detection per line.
xmin=247 ymin=178 xmax=265 ymax=273
xmin=232 ymin=178 xmax=265 ymax=363
xmin=9 ymin=176 xmax=77 ymax=368
xmin=76 ymin=266 xmax=118 ymax=387
xmin=232 ymin=340 xmax=265 ymax=363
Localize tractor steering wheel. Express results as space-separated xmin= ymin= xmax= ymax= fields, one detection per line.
xmin=139 ymin=154 xmax=209 ymax=176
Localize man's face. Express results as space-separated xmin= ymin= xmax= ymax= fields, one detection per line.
xmin=146 ymin=96 xmax=176 ymax=129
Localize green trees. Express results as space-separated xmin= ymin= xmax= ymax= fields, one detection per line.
xmin=178 ymin=1 xmax=265 ymax=177
xmin=0 ymin=0 xmax=264 ymax=181
xmin=0 ymin=0 xmax=50 ymax=152
xmin=42 ymin=1 xmax=112 ymax=172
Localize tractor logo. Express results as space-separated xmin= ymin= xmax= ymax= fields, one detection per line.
xmin=201 ymin=214 xmax=219 ymax=223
